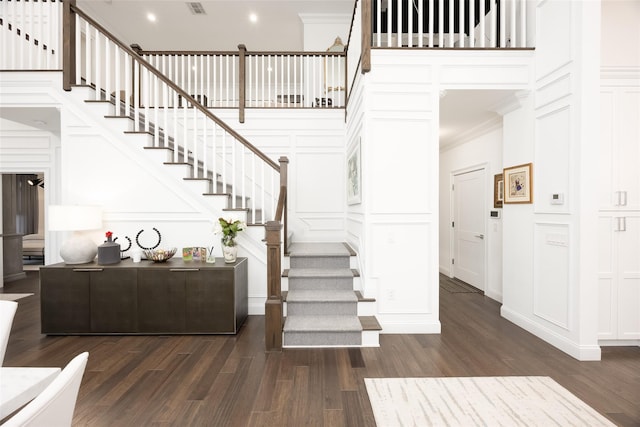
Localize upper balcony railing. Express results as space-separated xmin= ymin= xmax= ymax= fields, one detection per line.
xmin=367 ymin=0 xmax=532 ymax=49
xmin=137 ymin=46 xmax=346 ymax=122
xmin=348 ymin=0 xmax=533 ymax=87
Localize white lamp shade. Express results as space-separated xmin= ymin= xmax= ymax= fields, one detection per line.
xmin=49 ymin=205 xmax=102 ymax=231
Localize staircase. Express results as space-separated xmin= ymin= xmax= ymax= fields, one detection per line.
xmin=1 ymin=1 xmax=382 ymax=349
xmin=283 ymin=243 xmax=381 ymax=347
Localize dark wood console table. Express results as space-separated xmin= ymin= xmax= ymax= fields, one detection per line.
xmin=40 ymin=258 xmax=247 ymax=335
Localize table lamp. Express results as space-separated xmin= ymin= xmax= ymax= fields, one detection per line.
xmin=49 ymin=205 xmax=103 ymax=264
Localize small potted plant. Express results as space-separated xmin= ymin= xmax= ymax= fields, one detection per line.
xmin=214 ymin=217 xmax=246 ymax=263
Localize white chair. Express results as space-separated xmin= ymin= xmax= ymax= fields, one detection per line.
xmin=3 ymin=352 xmax=89 ymax=427
xmin=0 ymin=300 xmax=18 ymax=366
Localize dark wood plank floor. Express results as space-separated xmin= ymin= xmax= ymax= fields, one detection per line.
xmin=3 ymin=271 xmax=639 ymax=426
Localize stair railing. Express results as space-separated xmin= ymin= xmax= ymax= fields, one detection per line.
xmin=63 ymin=1 xmax=284 ymax=225
xmin=62 ymin=1 xmax=288 ymax=351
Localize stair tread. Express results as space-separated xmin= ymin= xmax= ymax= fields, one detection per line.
xmin=286 ymin=290 xmax=357 ymax=302
xmin=284 ymin=315 xmax=362 ymax=332
xmin=288 ymin=242 xmax=352 ymax=257
xmin=359 ymin=316 xmax=383 ymax=331
xmin=286 ymin=268 xmax=355 ymax=278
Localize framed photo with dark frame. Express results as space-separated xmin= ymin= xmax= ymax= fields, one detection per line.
xmin=503 ymin=163 xmax=533 ymax=204
xmin=494 ymin=173 xmax=504 ymax=208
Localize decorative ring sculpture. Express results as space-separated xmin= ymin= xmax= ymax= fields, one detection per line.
xmin=114 ymin=235 xmax=132 ymax=253
xmin=135 ymin=228 xmax=162 ymax=250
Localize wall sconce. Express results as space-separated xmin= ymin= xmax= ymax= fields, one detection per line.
xmin=49 ymin=205 xmax=103 ymax=264
xmin=27 ymin=178 xmax=44 ymax=188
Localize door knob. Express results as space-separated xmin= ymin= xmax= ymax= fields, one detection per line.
xmin=475 ymin=234 xmax=484 ymax=239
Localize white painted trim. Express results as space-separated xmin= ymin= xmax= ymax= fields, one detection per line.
xmin=379 ymin=320 xmax=441 ymax=334
xmin=598 ymin=339 xmax=640 ymax=347
xmin=249 ymin=298 xmax=266 ymax=315
xmin=501 ymin=305 xmax=601 ymax=361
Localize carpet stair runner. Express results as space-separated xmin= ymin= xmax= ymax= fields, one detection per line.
xmin=283 ymin=242 xmax=381 ymax=347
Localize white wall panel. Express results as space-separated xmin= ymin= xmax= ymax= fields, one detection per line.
xmin=534 ymin=105 xmax=571 ymax=214
xmin=535 ymin=73 xmax=571 ymax=110
xmin=618 ymin=215 xmax=640 ymax=338
xmin=535 ymin=0 xmax=572 ymax=81
xmin=440 ymin=64 xmax=530 ymax=87
xmin=294 ymin=153 xmax=344 ymax=213
xmin=369 ymin=86 xmax=432 ymax=112
xmin=369 ymin=118 xmax=432 ymax=214
xmin=371 ymin=221 xmax=433 ymax=314
xmin=295 ymin=134 xmax=344 ymax=148
xmin=598 ymin=90 xmax=615 ymax=209
xmin=533 ymin=222 xmax=570 ymax=330
xmin=598 ymin=278 xmax=614 ymax=338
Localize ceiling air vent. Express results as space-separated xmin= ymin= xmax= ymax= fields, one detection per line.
xmin=186 ymin=2 xmax=206 ymax=15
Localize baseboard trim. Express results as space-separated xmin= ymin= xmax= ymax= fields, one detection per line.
xmin=378 ymin=319 xmax=441 ymax=334
xmin=501 ymin=305 xmax=601 ymax=361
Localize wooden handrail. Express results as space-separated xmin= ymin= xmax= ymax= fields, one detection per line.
xmin=278 ymin=156 xmax=289 ymax=252
xmin=361 ymin=0 xmax=372 ymax=73
xmin=137 ymin=49 xmax=345 ymax=58
xmin=274 ymin=187 xmax=287 ymax=223
xmin=68 ymin=4 xmax=280 ymax=172
xmin=346 ymin=0 xmax=360 ymax=51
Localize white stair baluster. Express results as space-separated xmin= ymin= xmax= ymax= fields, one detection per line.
xmin=428 ymin=0 xmax=434 ymax=47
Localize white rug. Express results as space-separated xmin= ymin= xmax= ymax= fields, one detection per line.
xmin=0 ymin=293 xmax=34 ymax=301
xmin=365 ymin=376 xmax=615 ymax=427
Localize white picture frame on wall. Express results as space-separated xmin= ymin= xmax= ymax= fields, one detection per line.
xmin=347 ymin=141 xmax=361 ymax=205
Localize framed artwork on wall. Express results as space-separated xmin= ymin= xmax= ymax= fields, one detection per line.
xmin=503 ymin=163 xmax=533 ymax=204
xmin=347 ymin=141 xmax=362 ymax=205
xmin=494 ymin=173 xmax=504 ymax=208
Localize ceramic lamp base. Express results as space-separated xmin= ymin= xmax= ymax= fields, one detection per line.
xmin=60 ymin=233 xmax=98 ymax=264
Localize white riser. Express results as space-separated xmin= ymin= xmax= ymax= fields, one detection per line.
xmin=357 ymin=301 xmax=377 ymax=316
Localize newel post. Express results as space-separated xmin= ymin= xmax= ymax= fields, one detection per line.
xmin=238 ymin=44 xmax=247 ymax=124
xmin=279 ymin=156 xmax=289 ymax=252
xmin=265 ymin=220 xmax=283 ymax=352
xmin=361 ymin=0 xmax=372 ymax=74
xmin=62 ymin=0 xmax=77 ymax=91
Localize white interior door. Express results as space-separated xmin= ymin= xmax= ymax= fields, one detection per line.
xmin=453 ymin=168 xmax=486 ymax=290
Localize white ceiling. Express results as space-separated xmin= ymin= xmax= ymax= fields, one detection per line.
xmin=76 ymin=0 xmax=355 ymax=51
xmin=439 ymin=89 xmax=518 ymax=149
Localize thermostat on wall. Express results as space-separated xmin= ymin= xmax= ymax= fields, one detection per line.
xmin=551 ymin=193 xmax=564 ymax=205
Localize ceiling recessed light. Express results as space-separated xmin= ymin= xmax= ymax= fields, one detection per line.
xmin=249 ymin=13 xmax=258 ymax=23
xmin=147 ymin=13 xmax=157 ymax=22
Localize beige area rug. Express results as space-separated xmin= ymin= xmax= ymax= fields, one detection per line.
xmin=0 ymin=293 xmax=34 ymax=301
xmin=365 ymin=376 xmax=615 ymax=426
